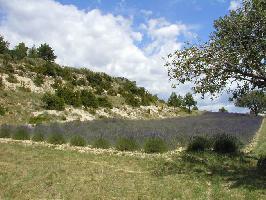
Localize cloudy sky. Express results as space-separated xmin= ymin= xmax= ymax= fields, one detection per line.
xmin=0 ymin=0 xmax=247 ymax=112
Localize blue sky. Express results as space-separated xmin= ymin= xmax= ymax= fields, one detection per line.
xmin=57 ymin=0 xmax=231 ymax=42
xmin=0 ymin=0 xmax=246 ymax=112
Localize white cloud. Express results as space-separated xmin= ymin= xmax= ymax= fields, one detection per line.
xmin=229 ymin=0 xmax=242 ymax=11
xmin=0 ymin=0 xmax=242 ymax=112
xmin=140 ymin=9 xmax=153 ymax=17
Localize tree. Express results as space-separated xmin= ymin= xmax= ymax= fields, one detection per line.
xmin=37 ymin=43 xmax=57 ymax=61
xmin=0 ymin=35 xmax=9 ymax=54
xmin=183 ymin=93 xmax=197 ymax=112
xmin=167 ymin=92 xmax=183 ymax=107
xmin=219 ymin=107 xmax=228 ymax=113
xmin=28 ymin=45 xmax=38 ymax=58
xmin=234 ymin=91 xmax=266 ymax=116
xmin=13 ymin=42 xmax=28 ymax=60
xmin=166 ymin=0 xmax=266 ymax=98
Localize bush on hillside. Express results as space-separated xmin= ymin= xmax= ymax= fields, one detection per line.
xmin=56 ymin=86 xmax=81 ymax=107
xmin=12 ymin=128 xmax=30 ymax=140
xmin=33 ymin=75 xmax=44 ymax=87
xmin=0 ymin=105 xmax=6 ymax=116
xmin=40 ymin=62 xmax=62 ymax=77
xmin=95 ymin=86 xmax=104 ymax=95
xmin=187 ymin=136 xmax=211 ymax=152
xmin=70 ymin=135 xmax=87 ymax=147
xmin=93 ymin=138 xmax=110 ymax=149
xmin=29 ymin=114 xmax=50 ymax=124
xmin=31 ymin=132 xmax=45 ymax=142
xmin=47 ymin=133 xmax=66 ymax=145
xmin=107 ymin=89 xmax=117 ymax=96
xmin=6 ymin=74 xmax=18 ymax=83
xmin=80 ymin=90 xmax=98 ymax=108
xmin=213 ymin=134 xmax=239 ymax=154
xmin=97 ymin=97 xmax=112 ymax=108
xmin=4 ymin=63 xmax=14 ymax=73
xmin=51 ymin=78 xmax=63 ymax=89
xmin=144 ymin=137 xmax=167 ymax=153
xmin=124 ymin=94 xmax=141 ymax=107
xmin=115 ymin=137 xmax=139 ymax=151
xmin=0 ymin=76 xmax=3 ymax=88
xmin=41 ymin=93 xmax=65 ymax=111
xmin=76 ymin=78 xmax=87 ymax=86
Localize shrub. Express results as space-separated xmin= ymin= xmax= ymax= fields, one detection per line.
xmin=213 ymin=134 xmax=239 ymax=154
xmin=6 ymin=74 xmax=18 ymax=83
xmin=257 ymin=156 xmax=266 ymax=173
xmin=47 ymin=133 xmax=66 ymax=145
xmin=5 ymin=63 xmax=14 ymax=73
xmin=0 ymin=76 xmax=3 ymax=88
xmin=41 ymin=93 xmax=65 ymax=111
xmin=97 ymin=97 xmax=112 ymax=108
xmin=0 ymin=125 xmax=11 ymax=138
xmin=192 ymin=106 xmax=198 ymax=111
xmin=56 ymin=86 xmax=82 ymax=107
xmin=219 ymin=107 xmax=228 ymax=113
xmin=12 ymin=128 xmax=30 ymax=140
xmin=0 ymin=105 xmax=6 ymax=116
xmin=76 ymin=78 xmax=87 ymax=86
xmin=144 ymin=137 xmax=167 ymax=153
xmin=107 ymin=89 xmax=117 ymax=96
xmin=70 ymin=135 xmax=87 ymax=147
xmin=41 ymin=62 xmax=61 ymax=77
xmin=95 ymin=86 xmax=104 ymax=95
xmin=32 ymin=132 xmax=45 ymax=142
xmin=18 ymin=83 xmax=31 ymax=92
xmin=29 ymin=114 xmax=50 ymax=124
xmin=93 ymin=138 xmax=110 ymax=149
xmin=124 ymin=94 xmax=141 ymax=107
xmin=80 ymin=90 xmax=98 ymax=108
xmin=33 ymin=75 xmax=44 ymax=87
xmin=51 ymin=78 xmax=62 ymax=89
xmin=115 ymin=137 xmax=139 ymax=151
xmin=187 ymin=136 xmax=211 ymax=152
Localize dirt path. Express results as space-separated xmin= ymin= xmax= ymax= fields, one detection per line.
xmin=244 ymin=118 xmax=265 ymax=154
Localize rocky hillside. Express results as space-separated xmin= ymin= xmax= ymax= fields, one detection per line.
xmin=0 ymin=54 xmax=195 ymax=125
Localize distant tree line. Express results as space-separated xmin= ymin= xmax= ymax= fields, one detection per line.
xmin=0 ymin=36 xmax=56 ymax=62
xmin=167 ymin=92 xmax=197 ymax=112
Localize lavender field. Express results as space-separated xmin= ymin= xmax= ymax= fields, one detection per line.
xmin=16 ymin=112 xmax=260 ymax=148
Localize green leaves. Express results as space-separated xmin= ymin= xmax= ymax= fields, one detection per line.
xmin=234 ymin=91 xmax=266 ymax=115
xmin=37 ymin=43 xmax=57 ymax=62
xmin=166 ymin=0 xmax=266 ymax=98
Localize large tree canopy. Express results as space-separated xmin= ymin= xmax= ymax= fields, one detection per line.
xmin=166 ymin=0 xmax=266 ymax=98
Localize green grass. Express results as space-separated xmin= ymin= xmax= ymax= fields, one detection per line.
xmin=254 ymin=118 xmax=266 ymax=156
xmin=0 ymin=90 xmax=42 ymax=125
xmin=0 ymin=141 xmax=265 ymax=199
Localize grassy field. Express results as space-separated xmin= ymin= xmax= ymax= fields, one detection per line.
xmin=0 ymin=119 xmax=265 ymax=199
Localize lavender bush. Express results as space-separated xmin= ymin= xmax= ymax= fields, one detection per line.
xmin=2 ymin=112 xmax=262 ymax=149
